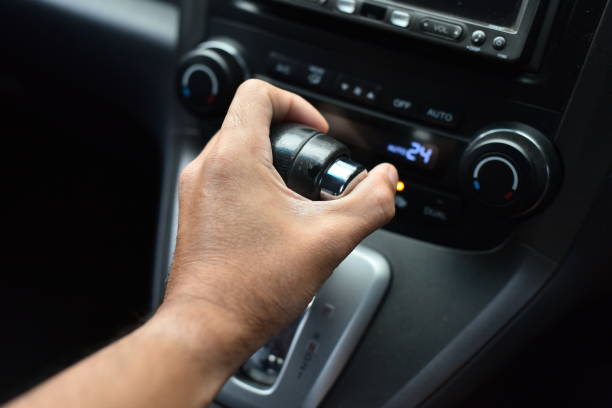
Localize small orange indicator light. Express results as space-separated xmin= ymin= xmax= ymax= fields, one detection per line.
xmin=396 ymin=181 xmax=405 ymax=192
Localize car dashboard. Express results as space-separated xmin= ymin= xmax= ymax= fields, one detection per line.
xmin=1 ymin=0 xmax=611 ymax=407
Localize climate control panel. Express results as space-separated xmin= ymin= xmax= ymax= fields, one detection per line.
xmin=175 ymin=31 xmax=562 ymax=249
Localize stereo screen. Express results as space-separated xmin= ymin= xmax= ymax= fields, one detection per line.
xmin=395 ymin=0 xmax=524 ymax=28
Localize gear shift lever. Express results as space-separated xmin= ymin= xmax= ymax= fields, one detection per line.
xmin=270 ymin=124 xmax=367 ymax=200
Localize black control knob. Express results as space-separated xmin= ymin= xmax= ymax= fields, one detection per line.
xmin=270 ymin=124 xmax=367 ymax=201
xmin=177 ymin=38 xmax=249 ymax=116
xmin=460 ymin=123 xmax=561 ymax=217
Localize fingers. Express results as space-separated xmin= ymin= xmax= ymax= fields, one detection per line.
xmin=187 ymin=80 xmax=328 ymax=184
xmin=220 ymin=79 xmax=328 ymax=146
xmin=328 ymin=163 xmax=398 ymax=235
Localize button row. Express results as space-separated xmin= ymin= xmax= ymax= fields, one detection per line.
xmin=380 ymin=93 xmax=462 ymax=129
xmin=333 ymin=1 xmax=465 ymax=42
xmin=268 ymin=54 xmax=462 ymax=129
xmin=268 ymin=54 xmax=334 ymax=89
xmin=469 ymin=30 xmax=507 ymax=50
xmin=335 ymin=75 xmax=381 ymax=104
xmin=307 ymin=1 xmax=508 ymax=50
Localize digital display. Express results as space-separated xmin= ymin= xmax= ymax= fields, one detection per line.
xmin=386 ymin=142 xmax=440 ymax=170
xmin=317 ymin=106 xmax=465 ymax=176
xmin=394 ymin=0 xmax=525 ymax=28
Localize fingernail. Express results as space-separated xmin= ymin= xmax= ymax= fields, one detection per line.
xmin=386 ymin=165 xmax=399 ymax=186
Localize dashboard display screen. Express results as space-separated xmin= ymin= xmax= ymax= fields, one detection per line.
xmin=317 ymin=106 xmax=466 ymax=176
xmin=395 ymin=0 xmax=525 ymax=28
xmin=386 ymin=142 xmax=440 ymax=170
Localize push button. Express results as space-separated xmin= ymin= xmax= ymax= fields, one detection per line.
xmin=418 ymin=189 xmax=462 ymax=224
xmin=268 ymin=55 xmax=333 ymax=91
xmin=337 ymin=0 xmax=357 ymax=14
xmin=268 ymin=54 xmax=302 ymax=82
xmin=390 ymin=10 xmax=410 ymax=28
xmin=382 ymin=93 xmax=418 ymax=119
xmin=420 ymin=19 xmax=463 ymax=40
xmin=396 ymin=185 xmax=462 ymax=225
xmin=492 ymin=36 xmax=507 ymax=50
xmin=335 ymin=75 xmax=381 ymax=105
xmin=471 ymin=30 xmax=486 ymax=46
xmin=299 ymin=64 xmax=332 ymax=90
xmin=420 ymin=104 xmax=462 ymax=129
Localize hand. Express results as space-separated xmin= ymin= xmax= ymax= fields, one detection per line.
xmin=162 ymin=79 xmax=398 ymax=369
xmin=5 ymin=80 xmax=398 ymax=408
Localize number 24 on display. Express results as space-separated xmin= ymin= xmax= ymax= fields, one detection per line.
xmin=405 ymin=142 xmax=433 ymax=164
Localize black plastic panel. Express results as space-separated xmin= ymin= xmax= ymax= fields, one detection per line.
xmin=319 ymin=233 xmax=555 ymax=407
xmin=0 ymin=0 xmax=178 ymax=131
xmin=0 ymin=0 xmax=179 ymax=402
xmin=515 ymin=0 xmax=612 ymax=261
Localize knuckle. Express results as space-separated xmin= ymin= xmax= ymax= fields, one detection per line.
xmin=236 ymin=78 xmax=270 ymax=96
xmin=224 ymin=79 xmax=273 ymax=130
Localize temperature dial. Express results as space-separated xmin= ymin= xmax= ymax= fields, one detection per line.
xmin=460 ymin=123 xmax=561 ymax=217
xmin=177 ymin=38 xmax=249 ymax=116
xmin=471 ymin=155 xmax=520 ymax=205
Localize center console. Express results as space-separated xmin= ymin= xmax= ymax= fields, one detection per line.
xmin=158 ymin=0 xmax=612 ymax=407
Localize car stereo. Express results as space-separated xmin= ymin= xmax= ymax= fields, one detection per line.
xmin=267 ymin=0 xmax=544 ymax=61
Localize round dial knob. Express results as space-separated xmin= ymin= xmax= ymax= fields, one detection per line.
xmin=270 ymin=124 xmax=366 ymax=201
xmin=177 ymin=38 xmax=249 ymax=116
xmin=460 ymin=123 xmax=561 ymax=217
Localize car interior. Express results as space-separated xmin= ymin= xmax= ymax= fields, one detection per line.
xmin=2 ymin=0 xmax=612 ymax=407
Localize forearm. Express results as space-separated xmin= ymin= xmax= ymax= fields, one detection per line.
xmin=6 ymin=80 xmax=396 ymax=408
xmin=6 ymin=303 xmax=251 ymax=408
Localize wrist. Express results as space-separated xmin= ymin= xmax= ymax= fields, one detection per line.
xmin=147 ymin=298 xmax=259 ymax=385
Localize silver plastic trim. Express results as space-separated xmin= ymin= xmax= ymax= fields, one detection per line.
xmin=320 ymin=159 xmax=367 ymax=200
xmin=217 ymin=246 xmax=391 ymax=408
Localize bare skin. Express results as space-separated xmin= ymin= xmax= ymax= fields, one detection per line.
xmin=6 ymin=79 xmax=398 ymax=408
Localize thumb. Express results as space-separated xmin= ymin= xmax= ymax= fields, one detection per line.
xmin=328 ymin=163 xmax=399 ymax=237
